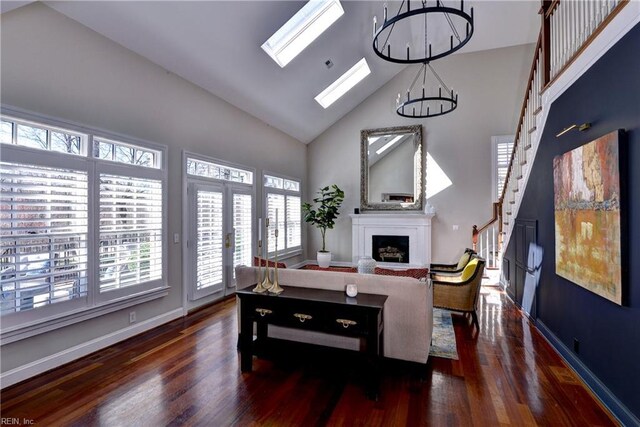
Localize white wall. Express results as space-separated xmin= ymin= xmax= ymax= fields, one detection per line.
xmin=0 ymin=3 xmax=306 ymax=373
xmin=307 ymin=43 xmax=534 ymax=263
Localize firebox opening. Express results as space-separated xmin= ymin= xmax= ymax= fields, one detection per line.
xmin=372 ymin=235 xmax=409 ymax=264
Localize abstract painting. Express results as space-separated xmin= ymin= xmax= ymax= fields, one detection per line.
xmin=553 ymin=130 xmax=622 ymax=305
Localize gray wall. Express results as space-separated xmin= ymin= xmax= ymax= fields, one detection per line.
xmin=0 ymin=3 xmax=306 ymax=373
xmin=307 ymin=43 xmax=534 ymax=263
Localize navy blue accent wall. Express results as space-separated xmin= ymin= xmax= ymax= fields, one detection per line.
xmin=504 ymin=23 xmax=640 ymax=421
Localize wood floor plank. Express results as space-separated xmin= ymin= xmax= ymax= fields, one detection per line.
xmin=0 ymin=289 xmax=619 ymax=426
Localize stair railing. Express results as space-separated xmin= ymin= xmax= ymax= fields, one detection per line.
xmin=473 ymin=0 xmax=629 ymax=267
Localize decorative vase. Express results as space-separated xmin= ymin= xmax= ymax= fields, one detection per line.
xmin=317 ymin=251 xmax=331 ymax=268
xmin=357 ymin=256 xmax=377 ymax=274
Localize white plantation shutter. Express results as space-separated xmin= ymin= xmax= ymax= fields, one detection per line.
xmin=264 ymin=173 xmax=301 ymax=255
xmin=232 ymin=193 xmax=252 ymax=279
xmin=99 ymin=175 xmax=162 ymax=291
xmin=0 ymin=162 xmax=88 ymax=314
xmin=493 ymin=137 xmax=514 ymax=201
xmin=266 ymin=193 xmax=286 ymax=254
xmin=286 ymin=195 xmax=301 ymax=248
xmin=196 ymin=190 xmax=224 ymax=293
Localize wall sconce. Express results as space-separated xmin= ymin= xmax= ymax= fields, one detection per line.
xmin=556 ymin=122 xmax=591 ymax=137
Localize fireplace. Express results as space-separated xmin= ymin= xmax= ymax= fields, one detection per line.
xmin=372 ymin=235 xmax=409 ymax=264
xmin=350 ymin=213 xmax=434 ymax=267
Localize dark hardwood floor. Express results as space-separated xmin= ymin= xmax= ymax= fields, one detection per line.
xmin=0 ymin=287 xmax=617 ymax=426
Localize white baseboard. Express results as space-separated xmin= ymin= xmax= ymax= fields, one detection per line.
xmin=0 ymin=308 xmax=183 ymax=389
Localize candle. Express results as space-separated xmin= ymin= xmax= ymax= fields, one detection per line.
xmin=275 ymin=209 xmax=279 ymax=232
xmin=258 ymin=218 xmax=262 ymax=240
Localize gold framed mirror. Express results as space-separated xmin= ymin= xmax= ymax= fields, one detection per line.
xmin=360 ymin=125 xmax=424 ymax=211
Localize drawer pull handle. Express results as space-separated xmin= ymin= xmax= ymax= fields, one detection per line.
xmin=293 ymin=313 xmax=312 ymax=322
xmin=336 ymin=319 xmax=357 ymax=328
xmin=255 ymin=308 xmax=273 ymax=317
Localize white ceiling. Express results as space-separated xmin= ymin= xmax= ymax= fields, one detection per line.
xmin=29 ymin=1 xmax=539 ymax=143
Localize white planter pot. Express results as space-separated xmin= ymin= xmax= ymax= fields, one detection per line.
xmin=317 ymin=251 xmax=331 ymax=268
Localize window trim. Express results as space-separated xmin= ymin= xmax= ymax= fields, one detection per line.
xmin=0 ymin=105 xmax=168 ymax=343
xmin=262 ymin=171 xmax=303 ymax=259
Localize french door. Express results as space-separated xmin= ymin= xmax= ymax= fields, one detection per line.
xmin=188 ymin=182 xmax=253 ymax=301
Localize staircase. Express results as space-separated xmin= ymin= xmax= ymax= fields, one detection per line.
xmin=474 ymin=0 xmax=635 ymax=278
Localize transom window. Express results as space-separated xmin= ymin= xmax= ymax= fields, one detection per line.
xmin=186 ymin=157 xmax=253 ymax=184
xmin=1 ymin=118 xmax=84 ymax=155
xmin=264 ymin=174 xmax=301 ymax=255
xmin=94 ymin=138 xmax=160 ymax=168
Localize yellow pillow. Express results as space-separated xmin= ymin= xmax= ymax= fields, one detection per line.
xmin=460 ymin=258 xmax=478 ymax=281
xmin=456 ymin=252 xmax=471 ymax=270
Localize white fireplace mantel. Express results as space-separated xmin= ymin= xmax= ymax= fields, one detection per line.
xmin=350 ymin=213 xmax=435 ymax=268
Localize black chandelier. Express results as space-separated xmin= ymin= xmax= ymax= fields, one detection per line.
xmin=372 ymin=0 xmax=474 ymax=64
xmin=396 ymin=62 xmax=457 ymax=118
xmin=372 ymin=0 xmax=474 ymax=118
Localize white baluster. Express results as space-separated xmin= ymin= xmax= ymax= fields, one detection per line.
xmin=492 ymin=223 xmax=496 ymax=268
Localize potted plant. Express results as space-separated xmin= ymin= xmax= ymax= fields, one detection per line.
xmin=302 ymin=184 xmax=345 ymax=268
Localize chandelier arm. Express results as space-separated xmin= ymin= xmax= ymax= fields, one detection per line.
xmin=380 ymin=1 xmax=407 ymax=54
xmin=407 ymin=63 xmax=426 ymax=93
xmin=444 ymin=10 xmax=462 ymax=42
xmin=427 ymin=63 xmax=451 ymax=93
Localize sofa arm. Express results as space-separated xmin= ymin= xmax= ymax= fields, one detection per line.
xmin=429 ymin=262 xmax=459 ymax=270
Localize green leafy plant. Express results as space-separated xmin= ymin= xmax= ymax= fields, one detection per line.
xmin=302 ymin=185 xmax=345 ymax=252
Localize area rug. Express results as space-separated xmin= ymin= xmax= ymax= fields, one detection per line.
xmin=429 ymin=308 xmax=459 ymax=360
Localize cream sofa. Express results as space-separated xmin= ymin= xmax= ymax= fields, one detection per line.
xmin=235 ymin=266 xmax=433 ymax=365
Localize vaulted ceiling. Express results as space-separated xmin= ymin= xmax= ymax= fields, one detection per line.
xmin=4 ymin=1 xmax=540 ymax=143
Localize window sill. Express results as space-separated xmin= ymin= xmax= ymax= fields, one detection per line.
xmin=0 ymin=286 xmax=171 ymax=345
xmin=268 ymin=248 xmax=302 ymax=262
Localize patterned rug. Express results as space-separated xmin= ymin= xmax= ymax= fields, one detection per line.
xmin=429 ymin=308 xmax=459 ymax=360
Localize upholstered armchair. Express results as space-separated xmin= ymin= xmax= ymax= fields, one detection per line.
xmin=431 ymin=257 xmax=485 ymax=327
xmin=430 ymin=248 xmax=476 ymax=274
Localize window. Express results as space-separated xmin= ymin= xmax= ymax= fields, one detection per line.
xmin=492 ymin=136 xmax=514 ymax=201
xmin=264 ymin=173 xmax=301 ymax=255
xmin=187 ymin=157 xmax=253 ymax=184
xmin=0 ymin=162 xmax=88 ymax=315
xmin=261 ymin=0 xmax=344 ymax=68
xmin=1 ymin=118 xmax=84 ymax=155
xmin=98 ymin=175 xmax=163 ymax=291
xmin=94 ymin=137 xmax=160 ymax=168
xmin=0 ymin=111 xmax=166 ymax=336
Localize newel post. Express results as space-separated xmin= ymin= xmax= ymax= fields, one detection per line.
xmin=472 ymin=225 xmax=479 ymax=251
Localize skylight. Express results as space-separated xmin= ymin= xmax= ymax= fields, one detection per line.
xmin=375 ymin=135 xmax=403 ymax=155
xmin=262 ymin=0 xmax=344 ymax=68
xmin=315 ymin=58 xmax=371 ymax=108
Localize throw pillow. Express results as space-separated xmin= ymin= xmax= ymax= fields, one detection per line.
xmin=460 ymin=258 xmax=479 ymax=281
xmin=456 ymin=252 xmax=471 ymax=270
